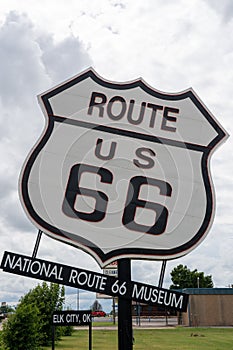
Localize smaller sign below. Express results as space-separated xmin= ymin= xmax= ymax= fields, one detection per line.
xmin=52 ymin=310 xmax=91 ymax=326
xmin=103 ymin=268 xmax=118 ymax=277
xmin=98 ymin=261 xmax=118 ymax=298
xmin=103 ymin=261 xmax=118 ymax=276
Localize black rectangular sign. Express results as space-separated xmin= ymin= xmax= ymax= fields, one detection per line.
xmin=52 ymin=310 xmax=91 ymax=326
xmin=1 ymin=251 xmax=189 ymax=312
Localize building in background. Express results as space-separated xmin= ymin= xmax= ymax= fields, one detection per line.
xmin=181 ymin=288 xmax=233 ymax=327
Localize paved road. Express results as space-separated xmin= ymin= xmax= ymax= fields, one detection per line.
xmin=0 ymin=316 xmax=178 ymax=331
xmin=78 ymin=316 xmax=178 ymax=330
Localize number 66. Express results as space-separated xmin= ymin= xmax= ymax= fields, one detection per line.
xmin=62 ymin=163 xmax=172 ymax=235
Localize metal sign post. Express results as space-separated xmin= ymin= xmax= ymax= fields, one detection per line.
xmin=158 ymin=260 xmax=167 ymax=288
xmin=52 ymin=325 xmax=55 ymax=350
xmin=32 ymin=230 xmax=43 ymax=259
xmin=118 ymin=259 xmax=133 ymax=350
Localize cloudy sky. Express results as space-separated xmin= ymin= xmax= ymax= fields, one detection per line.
xmin=0 ymin=0 xmax=232 ymax=312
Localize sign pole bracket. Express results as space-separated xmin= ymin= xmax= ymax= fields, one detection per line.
xmin=158 ymin=260 xmax=167 ymax=288
xmin=32 ymin=229 xmax=43 ymax=258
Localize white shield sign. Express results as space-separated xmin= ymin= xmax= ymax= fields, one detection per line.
xmin=19 ymin=68 xmax=228 ymax=267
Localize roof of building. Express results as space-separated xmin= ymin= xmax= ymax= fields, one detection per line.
xmin=181 ymin=288 xmax=233 ymax=295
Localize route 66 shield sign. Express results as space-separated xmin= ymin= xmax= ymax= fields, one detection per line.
xmin=19 ymin=68 xmax=228 ymax=267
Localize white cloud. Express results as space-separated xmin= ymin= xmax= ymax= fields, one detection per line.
xmin=0 ymin=12 xmax=49 ymax=106
xmin=204 ymin=0 xmax=233 ymax=22
xmin=38 ymin=34 xmax=92 ymax=85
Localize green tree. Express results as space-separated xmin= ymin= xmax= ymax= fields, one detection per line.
xmin=170 ymin=264 xmax=214 ymax=289
xmin=19 ymin=282 xmax=65 ymax=346
xmin=1 ymin=282 xmax=66 ymax=349
xmin=1 ymin=303 xmax=41 ymax=350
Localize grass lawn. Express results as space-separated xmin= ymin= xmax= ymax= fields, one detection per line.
xmin=43 ymin=327 xmax=233 ymax=350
